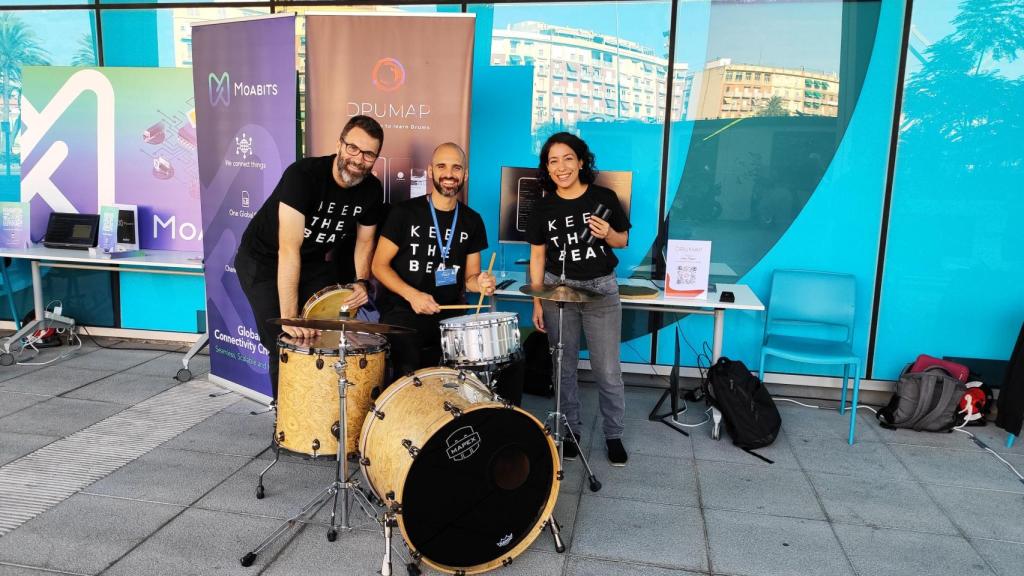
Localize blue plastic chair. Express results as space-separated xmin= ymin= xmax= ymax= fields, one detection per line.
xmin=758 ymin=269 xmax=861 ymax=444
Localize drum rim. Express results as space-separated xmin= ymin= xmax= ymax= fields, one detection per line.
xmin=359 ymin=368 xmax=560 ymax=574
xmin=439 ymin=312 xmax=519 ymax=328
xmin=276 ymin=331 xmax=388 ymax=355
xmin=301 ymin=283 xmax=356 ymax=316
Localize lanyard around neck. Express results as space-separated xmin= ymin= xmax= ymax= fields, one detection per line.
xmin=427 ymin=196 xmax=458 ymax=264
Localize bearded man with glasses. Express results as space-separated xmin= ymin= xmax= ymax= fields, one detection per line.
xmin=235 ymin=115 xmax=385 ymax=399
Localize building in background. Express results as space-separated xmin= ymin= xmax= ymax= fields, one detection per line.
xmin=490 ymin=21 xmax=691 ymax=132
xmin=694 ymin=58 xmax=839 ymax=119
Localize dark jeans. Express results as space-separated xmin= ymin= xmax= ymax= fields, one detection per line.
xmin=234 ymin=248 xmax=336 ymax=399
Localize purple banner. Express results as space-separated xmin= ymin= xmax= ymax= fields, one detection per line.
xmin=193 ymin=15 xmax=296 ymax=398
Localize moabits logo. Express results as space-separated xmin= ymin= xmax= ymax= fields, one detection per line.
xmin=372 ymin=58 xmax=406 ymax=92
xmin=209 ymin=72 xmax=230 ymax=107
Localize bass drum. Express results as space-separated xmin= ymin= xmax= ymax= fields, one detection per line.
xmin=360 ymin=367 xmax=559 ymax=574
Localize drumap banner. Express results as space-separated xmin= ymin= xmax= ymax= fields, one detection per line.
xmin=20 ymin=67 xmax=201 ymax=250
xmin=305 ymin=14 xmax=476 ymax=204
xmin=193 ymin=14 xmax=296 ymax=398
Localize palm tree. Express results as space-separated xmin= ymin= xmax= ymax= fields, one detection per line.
xmin=70 ymin=33 xmax=97 ymax=67
xmin=756 ymin=95 xmax=788 ymax=118
xmin=0 ymin=14 xmax=50 ymax=175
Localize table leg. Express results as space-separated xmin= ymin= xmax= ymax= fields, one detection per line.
xmin=31 ymin=261 xmax=43 ymax=321
xmin=711 ymin=309 xmax=725 ymax=439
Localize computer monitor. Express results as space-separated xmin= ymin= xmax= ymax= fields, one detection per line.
xmin=498 ymin=166 xmax=633 ymax=244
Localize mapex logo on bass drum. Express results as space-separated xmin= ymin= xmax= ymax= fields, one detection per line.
xmin=445 ymin=426 xmax=481 ymax=462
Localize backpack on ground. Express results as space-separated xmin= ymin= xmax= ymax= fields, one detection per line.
xmin=876 ymin=367 xmax=967 ymax=432
xmin=522 ymin=330 xmax=554 ymax=397
xmin=706 ymin=357 xmax=782 ymax=450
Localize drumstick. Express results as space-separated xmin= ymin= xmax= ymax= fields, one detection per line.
xmin=438 ymin=304 xmax=482 ymax=310
xmin=476 ymin=252 xmax=497 ymax=314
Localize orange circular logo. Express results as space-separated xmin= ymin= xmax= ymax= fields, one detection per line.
xmin=372 ymin=58 xmax=406 ymax=92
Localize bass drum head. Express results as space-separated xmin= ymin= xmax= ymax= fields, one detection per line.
xmin=401 ymin=406 xmax=556 ymax=570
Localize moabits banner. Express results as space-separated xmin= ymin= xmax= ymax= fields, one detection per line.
xmin=19 ymin=67 xmax=201 ymax=250
xmin=192 ymin=14 xmax=296 ymax=399
xmin=305 ymin=14 xmax=475 ymax=204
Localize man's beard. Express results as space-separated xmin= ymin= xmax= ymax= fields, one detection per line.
xmin=337 ymin=156 xmax=367 ymax=187
xmin=432 ymin=175 xmax=464 ymax=197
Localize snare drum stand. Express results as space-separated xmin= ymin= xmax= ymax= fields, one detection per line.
xmin=241 ymin=328 xmax=388 ymax=573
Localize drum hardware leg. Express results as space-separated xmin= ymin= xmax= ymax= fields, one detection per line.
xmin=546 ymin=301 xmax=602 ymax=492
xmin=382 ymin=514 xmax=395 ymax=576
xmin=546 ymin=515 xmax=566 ymax=553
xmin=255 ymin=433 xmax=282 ymax=500
xmin=240 ymin=329 xmax=384 ymax=566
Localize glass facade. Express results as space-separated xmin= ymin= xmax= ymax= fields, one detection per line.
xmin=0 ymin=0 xmax=1018 ymax=377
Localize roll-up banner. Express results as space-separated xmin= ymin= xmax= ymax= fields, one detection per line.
xmin=192 ymin=14 xmax=296 ymax=399
xmin=305 ymin=13 xmax=476 ymax=204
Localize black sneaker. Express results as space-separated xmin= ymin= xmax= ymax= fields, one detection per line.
xmin=562 ymin=432 xmax=580 ymax=460
xmin=606 ymin=438 xmax=628 ymax=467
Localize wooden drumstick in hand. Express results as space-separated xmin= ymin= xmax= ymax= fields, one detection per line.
xmin=476 ymin=252 xmax=497 ymax=314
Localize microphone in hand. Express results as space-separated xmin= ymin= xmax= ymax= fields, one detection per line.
xmin=581 ymin=203 xmax=612 ymax=246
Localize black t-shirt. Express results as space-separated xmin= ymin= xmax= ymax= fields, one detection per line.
xmin=378 ymin=196 xmax=488 ymax=312
xmin=239 ymin=154 xmax=384 ymax=272
xmin=525 ymin=184 xmax=631 ymax=280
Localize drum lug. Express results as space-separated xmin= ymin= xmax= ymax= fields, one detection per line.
xmin=401 ymin=439 xmax=420 ymax=459
xmin=412 ymin=376 xmax=422 ymax=387
xmin=280 ymin=351 xmax=288 ymax=363
xmin=331 ymin=421 xmax=340 ymax=439
xmin=316 ymin=357 xmax=324 ymax=370
xmin=557 ymin=469 xmax=565 ymax=481
xmin=359 ymin=356 xmax=368 ymax=369
xmin=501 ymin=557 xmax=514 ymax=567
xmin=276 ymin=431 xmax=285 ymax=443
xmin=370 ymin=404 xmax=385 ymax=420
xmin=359 ymin=456 xmax=371 ymax=466
xmin=311 ymin=439 xmax=320 ymax=458
xmin=408 ymin=549 xmax=421 ymax=560
xmin=442 ymin=401 xmax=463 ymax=419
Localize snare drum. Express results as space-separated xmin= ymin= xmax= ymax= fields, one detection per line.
xmin=275 ymin=332 xmax=387 ymax=459
xmin=360 ymin=367 xmax=558 ymax=574
xmin=439 ymin=312 xmax=521 ymax=367
xmin=302 ymin=284 xmax=358 ymax=319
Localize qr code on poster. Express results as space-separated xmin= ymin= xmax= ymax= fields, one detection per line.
xmin=676 ymin=265 xmax=697 ymax=285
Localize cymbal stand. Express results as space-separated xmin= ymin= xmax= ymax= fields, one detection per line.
xmin=544 ymin=301 xmax=598 ymax=532
xmin=241 ymin=329 xmax=387 ymax=572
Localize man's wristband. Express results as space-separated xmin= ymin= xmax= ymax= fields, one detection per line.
xmin=353 ymin=278 xmax=371 ymax=290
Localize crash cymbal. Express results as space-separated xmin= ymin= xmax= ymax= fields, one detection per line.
xmin=518 ymin=283 xmax=602 ymax=303
xmin=269 ymin=317 xmax=414 ymax=334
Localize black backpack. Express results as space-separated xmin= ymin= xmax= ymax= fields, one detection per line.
xmin=706 ymin=357 xmax=782 ymax=450
xmin=522 ymin=330 xmax=554 ymax=397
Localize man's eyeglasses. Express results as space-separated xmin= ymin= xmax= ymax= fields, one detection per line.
xmin=341 ymin=138 xmax=379 ymax=163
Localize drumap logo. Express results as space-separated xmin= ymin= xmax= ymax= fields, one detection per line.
xmin=209 ymin=72 xmax=230 ymax=106
xmin=371 ymin=58 xmax=406 ymax=92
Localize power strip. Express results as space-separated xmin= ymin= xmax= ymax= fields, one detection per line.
xmin=44 ymin=310 xmax=76 ymax=327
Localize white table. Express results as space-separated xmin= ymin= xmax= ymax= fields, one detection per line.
xmin=492 ymin=272 xmax=764 ymax=438
xmin=0 ymin=246 xmax=205 ymax=371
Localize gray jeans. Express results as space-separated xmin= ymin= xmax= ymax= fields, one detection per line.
xmin=542 ymin=272 xmax=625 ymax=440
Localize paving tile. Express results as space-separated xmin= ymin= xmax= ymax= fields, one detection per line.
xmin=83 ymin=446 xmax=251 ymax=506
xmin=622 ymin=385 xmax=675 ymax=421
xmin=620 ymin=416 xmax=694 ymax=460
xmin=0 ymin=361 xmax=47 ymax=384
xmin=776 ymin=405 xmax=881 ymax=442
xmin=697 ymin=460 xmax=825 ymax=520
xmin=0 ymin=431 xmax=59 ymax=466
xmin=101 ymin=507 xmax=286 ymax=576
xmin=876 ymin=425 xmax=989 ymax=450
xmin=834 ymin=524 xmax=995 ymax=576
xmin=808 ymin=472 xmax=958 ymax=534
xmin=586 ymin=452 xmax=698 ymax=507
xmin=219 ymin=396 xmax=270 ymax=415
xmin=926 ymin=484 xmax=1024 ymax=542
xmin=0 ymin=397 xmax=124 ymax=437
xmin=971 ymin=538 xmax=1024 ymax=576
xmin=62 ymin=372 xmax=180 ymax=405
xmin=573 ymin=496 xmax=706 ymax=572
xmin=56 ymin=348 xmax=165 ymax=373
xmin=789 ymin=435 xmax=913 ymax=480
xmin=0 ymin=365 xmax=110 ymax=396
xmin=0 ymin=493 xmax=183 ymax=575
xmin=126 ymin=352 xmax=209 ymax=379
xmin=890 ymin=444 xmax=1024 ymax=493
xmin=565 ymin=556 xmax=706 ymax=576
xmin=692 ymin=428 xmax=802 ymax=469
xmin=162 ymin=410 xmax=274 ymax=457
xmin=0 ymin=565 xmax=82 ymax=576
xmin=704 ymin=509 xmax=853 ymax=576
xmin=0 ymin=391 xmax=47 ymax=418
